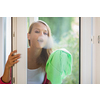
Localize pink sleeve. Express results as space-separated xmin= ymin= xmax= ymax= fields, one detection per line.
xmin=0 ymin=68 xmax=11 ymax=84
xmin=42 ymin=73 xmax=50 ymax=84
xmin=0 ymin=77 xmax=11 ymax=84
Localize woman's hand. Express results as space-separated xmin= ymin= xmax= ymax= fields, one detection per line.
xmin=5 ymin=50 xmax=21 ymax=69
xmin=2 ymin=50 xmax=21 ymax=83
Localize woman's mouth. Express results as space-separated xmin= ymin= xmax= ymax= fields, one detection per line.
xmin=37 ymin=36 xmax=47 ymax=48
xmin=37 ymin=39 xmax=44 ymax=42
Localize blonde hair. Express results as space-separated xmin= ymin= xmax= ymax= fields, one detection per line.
xmin=28 ymin=20 xmax=52 ymax=69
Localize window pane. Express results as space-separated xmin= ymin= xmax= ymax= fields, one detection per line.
xmin=39 ymin=17 xmax=79 ymax=84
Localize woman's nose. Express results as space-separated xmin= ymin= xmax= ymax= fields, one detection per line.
xmin=40 ymin=31 xmax=44 ymax=36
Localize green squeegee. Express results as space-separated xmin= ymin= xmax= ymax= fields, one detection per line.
xmin=45 ymin=48 xmax=72 ymax=84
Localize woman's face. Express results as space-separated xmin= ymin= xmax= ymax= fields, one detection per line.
xmin=28 ymin=22 xmax=49 ymax=48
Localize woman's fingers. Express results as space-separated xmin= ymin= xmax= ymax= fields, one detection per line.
xmin=10 ymin=53 xmax=20 ymax=65
xmin=10 ymin=50 xmax=17 ymax=56
xmin=13 ymin=60 xmax=19 ymax=65
xmin=8 ymin=49 xmax=21 ymax=60
xmin=12 ymin=56 xmax=20 ymax=62
xmin=10 ymin=54 xmax=21 ymax=60
xmin=7 ymin=60 xmax=19 ymax=68
xmin=6 ymin=50 xmax=21 ymax=68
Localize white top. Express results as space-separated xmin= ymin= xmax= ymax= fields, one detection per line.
xmin=27 ymin=67 xmax=45 ymax=84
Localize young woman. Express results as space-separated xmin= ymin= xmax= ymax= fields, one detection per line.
xmin=0 ymin=20 xmax=52 ymax=84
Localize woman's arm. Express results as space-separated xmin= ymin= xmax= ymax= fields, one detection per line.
xmin=1 ymin=66 xmax=11 ymax=83
xmin=0 ymin=50 xmax=20 ymax=84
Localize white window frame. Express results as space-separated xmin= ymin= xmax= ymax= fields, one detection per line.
xmin=12 ymin=17 xmax=27 ymax=84
xmin=92 ymin=17 xmax=100 ymax=84
xmin=81 ymin=17 xmax=100 ymax=84
xmin=12 ymin=17 xmax=38 ymax=84
xmin=81 ymin=17 xmax=92 ymax=84
xmin=30 ymin=17 xmax=38 ymax=25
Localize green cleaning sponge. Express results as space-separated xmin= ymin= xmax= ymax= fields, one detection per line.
xmin=45 ymin=48 xmax=72 ymax=84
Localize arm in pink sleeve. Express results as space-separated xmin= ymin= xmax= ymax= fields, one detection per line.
xmin=0 ymin=77 xmax=11 ymax=84
xmin=0 ymin=68 xmax=11 ymax=84
xmin=42 ymin=73 xmax=51 ymax=84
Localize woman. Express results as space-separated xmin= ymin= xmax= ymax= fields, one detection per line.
xmin=0 ymin=20 xmax=52 ymax=84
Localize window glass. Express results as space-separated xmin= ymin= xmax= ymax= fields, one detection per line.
xmin=39 ymin=17 xmax=79 ymax=84
xmin=27 ymin=17 xmax=79 ymax=84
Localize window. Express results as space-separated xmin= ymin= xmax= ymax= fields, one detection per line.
xmin=12 ymin=17 xmax=79 ymax=84
xmin=39 ymin=17 xmax=79 ymax=84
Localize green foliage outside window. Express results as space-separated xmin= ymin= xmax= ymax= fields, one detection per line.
xmin=39 ymin=17 xmax=79 ymax=84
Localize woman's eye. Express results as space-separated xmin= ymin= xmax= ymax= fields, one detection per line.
xmin=44 ymin=33 xmax=48 ymax=35
xmin=35 ymin=31 xmax=39 ymax=33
